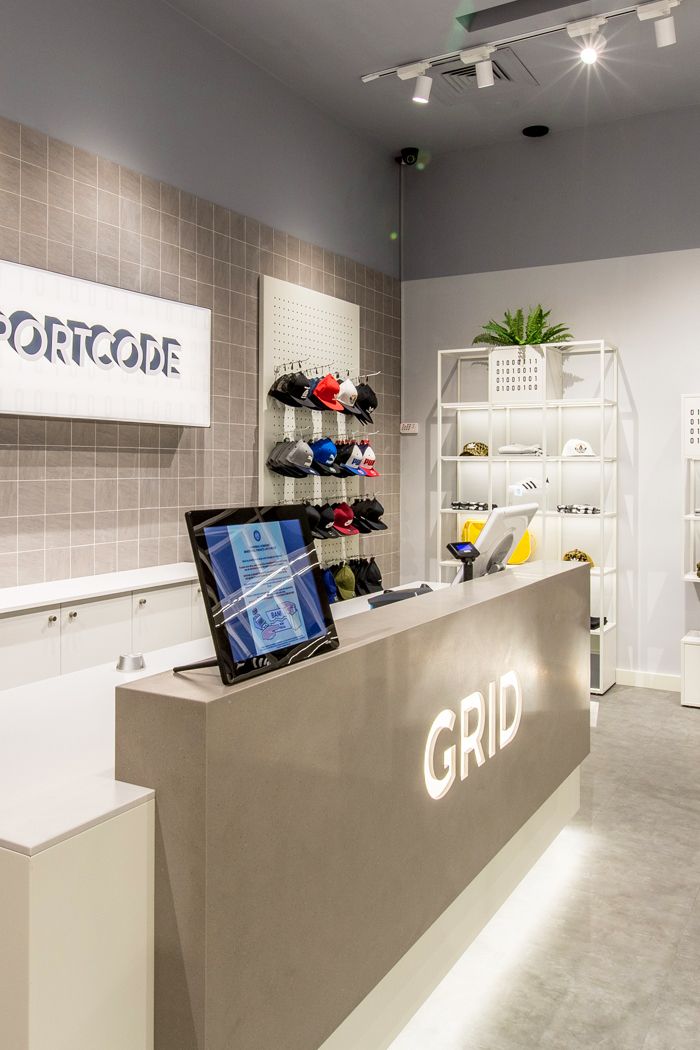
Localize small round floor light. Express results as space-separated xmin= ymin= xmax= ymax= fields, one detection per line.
xmin=522 ymin=125 xmax=550 ymax=138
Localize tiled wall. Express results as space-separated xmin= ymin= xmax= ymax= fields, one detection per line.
xmin=0 ymin=116 xmax=401 ymax=589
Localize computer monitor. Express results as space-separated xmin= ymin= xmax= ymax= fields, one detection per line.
xmin=449 ymin=504 xmax=538 ymax=585
xmin=184 ymin=505 xmax=339 ymax=685
xmin=471 ymin=503 xmax=538 ymax=578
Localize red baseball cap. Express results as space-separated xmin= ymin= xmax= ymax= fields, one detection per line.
xmin=311 ymin=374 xmax=344 ymax=412
xmin=333 ymin=501 xmax=360 ymax=535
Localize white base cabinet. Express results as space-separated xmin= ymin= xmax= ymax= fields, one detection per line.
xmin=0 ymin=801 xmax=154 ymax=1050
xmin=0 ymin=566 xmax=209 ymax=689
xmin=60 ymin=595 xmax=133 ymax=675
xmin=0 ymin=607 xmax=61 ymax=690
xmin=132 ymin=583 xmax=192 ymax=653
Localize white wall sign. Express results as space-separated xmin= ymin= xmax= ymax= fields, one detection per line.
xmin=423 ymin=671 xmax=523 ymax=800
xmin=0 ymin=260 xmax=211 ymax=426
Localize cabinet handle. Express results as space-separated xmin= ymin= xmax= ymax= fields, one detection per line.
xmin=48 ymin=615 xmax=57 ymax=624
xmin=139 ymin=598 xmax=148 ymax=606
xmin=69 ymin=611 xmax=78 ymax=620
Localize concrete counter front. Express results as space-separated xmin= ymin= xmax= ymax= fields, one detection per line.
xmin=115 ymin=561 xmax=590 ymax=1050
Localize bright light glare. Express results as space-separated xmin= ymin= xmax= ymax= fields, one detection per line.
xmin=580 ymin=46 xmax=598 ymax=64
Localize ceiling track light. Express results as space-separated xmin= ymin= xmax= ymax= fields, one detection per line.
xmin=637 ymin=0 xmax=680 ymax=46
xmin=396 ymin=61 xmax=429 ymax=81
xmin=636 ymin=0 xmax=679 ymax=20
xmin=360 ymin=0 xmax=682 ymax=87
xmin=566 ymin=15 xmax=608 ymax=38
xmin=654 ymin=14 xmax=676 ymax=45
xmin=412 ymin=74 xmax=433 ymax=103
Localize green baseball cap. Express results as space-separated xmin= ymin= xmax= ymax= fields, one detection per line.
xmin=334 ymin=564 xmax=356 ymax=601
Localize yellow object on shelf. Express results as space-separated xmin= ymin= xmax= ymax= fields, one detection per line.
xmin=461 ymin=519 xmax=535 ymax=564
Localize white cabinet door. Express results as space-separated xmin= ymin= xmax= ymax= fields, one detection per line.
xmin=60 ymin=595 xmax=133 ymax=674
xmin=0 ymin=607 xmax=61 ymax=689
xmin=132 ymin=583 xmax=191 ymax=653
xmin=190 ymin=581 xmax=210 ymax=640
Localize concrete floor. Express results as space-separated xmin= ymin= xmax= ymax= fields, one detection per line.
xmin=390 ymin=686 xmax=700 ymax=1050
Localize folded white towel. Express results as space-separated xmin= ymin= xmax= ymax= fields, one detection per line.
xmin=498 ymin=443 xmax=543 ymax=455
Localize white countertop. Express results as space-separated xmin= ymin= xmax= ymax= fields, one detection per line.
xmin=0 ymin=561 xmax=198 ymax=615
xmin=0 ymin=636 xmax=213 ymax=855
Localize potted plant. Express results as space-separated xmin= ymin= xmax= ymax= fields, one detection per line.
xmin=473 ymin=307 xmax=573 ymax=403
xmin=473 ymin=306 xmax=573 ymax=357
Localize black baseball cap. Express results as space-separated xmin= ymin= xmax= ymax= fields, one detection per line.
xmin=365 ymin=557 xmax=383 ymax=592
xmin=350 ymin=499 xmax=374 ymax=534
xmin=317 ymin=503 xmax=342 ymax=538
xmin=354 ymin=383 xmax=378 ymax=425
xmin=304 ymin=503 xmax=327 ymax=540
xmin=363 ymin=498 xmax=387 ymax=531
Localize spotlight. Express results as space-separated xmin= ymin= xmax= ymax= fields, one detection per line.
xmin=654 ymin=14 xmax=676 ymax=44
xmin=580 ymin=46 xmax=599 ymax=63
xmin=567 ymin=15 xmax=607 ymax=38
xmin=412 ymin=74 xmax=432 ymax=103
xmin=459 ymin=45 xmax=497 ymax=88
xmin=476 ymin=59 xmax=495 ymax=89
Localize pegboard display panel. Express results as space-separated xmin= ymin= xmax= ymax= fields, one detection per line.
xmin=259 ymin=276 xmax=363 ymax=565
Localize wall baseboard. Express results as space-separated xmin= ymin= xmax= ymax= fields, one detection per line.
xmin=616 ymin=668 xmax=681 ymax=692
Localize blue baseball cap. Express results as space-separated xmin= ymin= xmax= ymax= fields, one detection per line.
xmin=309 ymin=438 xmax=343 ymax=477
xmin=323 ymin=568 xmax=338 ymax=604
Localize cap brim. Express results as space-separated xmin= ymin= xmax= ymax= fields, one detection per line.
xmin=339 ymin=466 xmax=367 ymax=476
xmin=355 ymin=409 xmax=374 ymax=424
xmin=366 ymin=519 xmax=388 ymax=531
xmin=334 ymin=524 xmax=360 ymax=536
xmin=361 ymin=467 xmax=380 ymax=477
xmin=313 ymin=461 xmax=344 ymax=476
xmin=294 ymin=465 xmax=320 ymax=476
xmin=313 ymin=398 xmax=344 ymax=412
xmin=337 ymin=589 xmax=355 ymax=600
xmin=351 ymin=519 xmax=373 ymax=534
xmin=340 ymin=401 xmax=363 ymax=416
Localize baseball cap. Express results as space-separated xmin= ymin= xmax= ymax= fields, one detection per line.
xmin=308 ymin=437 xmax=344 ymax=477
xmin=337 ymin=377 xmax=359 ymax=411
xmin=334 ymin=564 xmax=356 ymax=600
xmin=358 ymin=443 xmax=380 ymax=477
xmin=266 ymin=441 xmax=307 ymax=478
xmin=322 ymin=568 xmax=338 ymax=604
xmin=318 ymin=504 xmax=342 ymax=538
xmin=336 ymin=442 xmax=367 ymax=476
xmin=268 ymin=372 xmax=298 ymax=407
xmin=310 ymin=374 xmax=344 ymax=412
xmin=280 ymin=440 xmax=320 ymax=476
xmin=562 ymin=438 xmax=595 ymax=457
xmin=304 ymin=503 xmax=327 ymax=540
xmin=363 ymin=498 xmax=388 ymax=531
xmin=349 ymin=499 xmax=374 ymax=534
xmin=365 ymin=558 xmax=383 ymax=592
xmin=354 ymin=383 xmax=378 ymax=425
xmin=332 ymin=501 xmax=360 ymax=536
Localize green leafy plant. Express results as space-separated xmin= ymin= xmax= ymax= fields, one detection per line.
xmin=473 ymin=306 xmax=573 ymax=347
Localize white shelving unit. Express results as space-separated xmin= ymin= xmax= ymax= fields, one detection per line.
xmin=436 ymin=340 xmax=618 ymax=695
xmin=682 ymin=396 xmax=700 ymax=583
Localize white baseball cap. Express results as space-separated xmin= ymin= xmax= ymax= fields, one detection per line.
xmin=337 ymin=377 xmax=359 ymax=410
xmin=562 ymin=438 xmax=595 ymax=457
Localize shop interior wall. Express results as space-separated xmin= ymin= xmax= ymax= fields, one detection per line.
xmin=0 ymin=3 xmax=401 ymax=588
xmin=401 ymin=106 xmax=700 ymax=681
xmin=402 ymin=249 xmax=700 ymax=681
xmin=0 ymin=0 xmax=398 ymax=278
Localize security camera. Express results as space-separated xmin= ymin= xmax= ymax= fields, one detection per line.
xmin=396 ymin=147 xmax=419 ymax=166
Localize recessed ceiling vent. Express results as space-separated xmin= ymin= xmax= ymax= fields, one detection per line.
xmin=432 ymin=47 xmax=539 ymax=105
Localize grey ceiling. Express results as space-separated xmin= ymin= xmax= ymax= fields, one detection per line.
xmin=164 ymin=0 xmax=700 ymax=153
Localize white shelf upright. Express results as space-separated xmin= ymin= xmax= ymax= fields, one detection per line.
xmin=436 ymin=340 xmax=618 ymax=695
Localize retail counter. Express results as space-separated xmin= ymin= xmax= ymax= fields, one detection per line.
xmin=115 ymin=561 xmax=590 ymax=1050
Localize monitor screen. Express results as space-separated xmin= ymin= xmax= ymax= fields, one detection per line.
xmin=186 ymin=506 xmax=338 ymax=685
xmin=204 ymin=519 xmax=328 ymax=661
